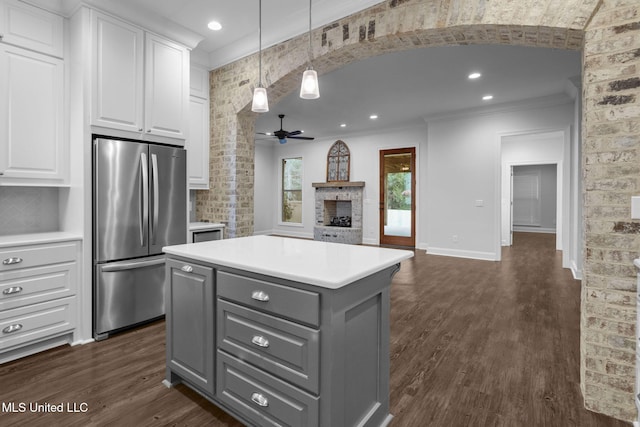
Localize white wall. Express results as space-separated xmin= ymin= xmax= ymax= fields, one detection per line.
xmin=254 ymin=96 xmax=577 ymax=263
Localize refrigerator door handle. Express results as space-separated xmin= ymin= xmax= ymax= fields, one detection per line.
xmin=151 ymin=153 xmax=159 ymax=245
xmin=140 ymin=152 xmax=149 ymax=247
xmin=100 ymin=257 xmax=165 ymax=272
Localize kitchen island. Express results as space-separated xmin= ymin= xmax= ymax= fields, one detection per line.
xmin=162 ymin=235 xmax=413 ymax=427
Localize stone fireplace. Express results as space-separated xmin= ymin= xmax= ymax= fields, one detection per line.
xmin=312 ymin=181 xmax=364 ymax=244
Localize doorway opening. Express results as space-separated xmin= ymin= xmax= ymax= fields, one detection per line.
xmin=510 ymin=164 xmax=558 ymax=247
xmin=379 ymin=147 xmax=415 ymax=247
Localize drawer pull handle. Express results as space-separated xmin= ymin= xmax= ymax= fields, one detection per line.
xmin=2 ymin=257 xmax=23 ymax=265
xmin=3 ymin=324 xmax=23 ymax=334
xmin=2 ymin=286 xmax=23 ymax=295
xmin=250 ymin=392 xmax=269 ymax=407
xmin=251 ymin=290 xmax=269 ymax=302
xmin=181 ymin=265 xmax=193 ymax=273
xmin=251 ymin=335 xmax=270 ymax=348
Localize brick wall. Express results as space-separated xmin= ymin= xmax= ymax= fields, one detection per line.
xmin=582 ymin=0 xmax=639 ymax=421
xmin=197 ymin=0 xmax=639 ymax=420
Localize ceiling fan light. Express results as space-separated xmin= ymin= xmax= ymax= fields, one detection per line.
xmin=279 ymin=138 xmax=287 ymax=144
xmin=300 ymin=69 xmax=320 ymax=99
xmin=252 ymin=87 xmax=269 ymax=112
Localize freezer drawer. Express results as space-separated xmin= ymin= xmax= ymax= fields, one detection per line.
xmin=94 ymin=256 xmax=165 ymax=340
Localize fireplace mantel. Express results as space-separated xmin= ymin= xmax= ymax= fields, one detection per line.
xmin=312 ymin=181 xmax=365 ymax=188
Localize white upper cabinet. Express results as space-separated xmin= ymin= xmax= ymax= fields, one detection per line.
xmin=0 ymin=0 xmax=63 ymax=58
xmin=91 ymin=11 xmax=189 ymax=142
xmin=144 ymin=34 xmax=189 ymax=140
xmin=91 ymin=12 xmax=144 ymax=134
xmin=190 ymin=66 xmax=209 ymax=99
xmin=187 ymin=64 xmax=210 ymax=189
xmin=188 ymin=96 xmax=210 ymax=189
xmin=0 ymin=2 xmax=66 ymax=186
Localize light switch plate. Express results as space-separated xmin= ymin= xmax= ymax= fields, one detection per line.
xmin=632 ymin=196 xmax=640 ymax=219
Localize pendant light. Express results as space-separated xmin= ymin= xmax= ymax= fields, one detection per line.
xmin=252 ymin=0 xmax=269 ymax=112
xmin=299 ymin=0 xmax=319 ymax=99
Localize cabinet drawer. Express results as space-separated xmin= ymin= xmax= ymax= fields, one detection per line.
xmin=217 ymin=271 xmax=320 ymax=327
xmin=218 ymin=299 xmax=319 ymax=394
xmin=217 ymin=351 xmax=318 ymax=427
xmin=0 ymin=296 xmax=75 ymax=352
xmin=0 ymin=262 xmax=76 ymax=310
xmin=0 ymin=242 xmax=77 ymax=272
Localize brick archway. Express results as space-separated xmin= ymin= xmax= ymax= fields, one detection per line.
xmin=197 ymin=0 xmax=640 ymax=421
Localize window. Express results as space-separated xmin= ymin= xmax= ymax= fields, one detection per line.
xmin=282 ymin=157 xmax=303 ymax=224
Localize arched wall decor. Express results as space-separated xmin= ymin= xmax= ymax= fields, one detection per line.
xmin=327 ymin=140 xmax=350 ymax=182
xmin=195 ymin=0 xmax=640 ymax=421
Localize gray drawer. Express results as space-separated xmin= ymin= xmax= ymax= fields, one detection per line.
xmin=217 ymin=350 xmax=319 ymax=427
xmin=217 ymin=271 xmax=320 ymax=327
xmin=217 ymin=299 xmax=320 ymax=394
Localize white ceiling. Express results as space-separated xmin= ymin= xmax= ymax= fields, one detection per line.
xmin=37 ymin=0 xmax=581 ymax=143
xmin=255 ymin=44 xmax=581 ymax=142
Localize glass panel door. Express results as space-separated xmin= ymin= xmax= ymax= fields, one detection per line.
xmin=380 ymin=148 xmax=415 ymax=247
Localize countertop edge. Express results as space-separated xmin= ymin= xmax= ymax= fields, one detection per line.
xmin=163 ymin=245 xmax=413 ymax=289
xmin=0 ymin=232 xmax=83 ymax=248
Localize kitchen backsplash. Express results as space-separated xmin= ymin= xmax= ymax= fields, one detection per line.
xmin=0 ymin=187 xmax=59 ymax=235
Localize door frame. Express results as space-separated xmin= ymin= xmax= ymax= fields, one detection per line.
xmin=379 ymin=147 xmax=416 ymax=247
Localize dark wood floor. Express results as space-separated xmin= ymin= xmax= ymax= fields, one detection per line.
xmin=0 ymin=233 xmax=632 ymax=426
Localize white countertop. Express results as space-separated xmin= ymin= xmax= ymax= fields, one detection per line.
xmin=164 ymin=235 xmax=414 ymax=289
xmin=189 ymin=222 xmax=225 ymax=231
xmin=0 ymin=231 xmax=82 ymax=248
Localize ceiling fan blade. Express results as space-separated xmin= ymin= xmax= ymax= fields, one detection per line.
xmin=287 ymin=136 xmax=315 ymax=140
xmin=287 ymin=130 xmax=302 ymax=136
xmin=256 ymin=132 xmax=271 ymax=135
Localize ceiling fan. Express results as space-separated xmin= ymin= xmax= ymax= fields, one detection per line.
xmin=257 ymin=114 xmax=315 ymax=144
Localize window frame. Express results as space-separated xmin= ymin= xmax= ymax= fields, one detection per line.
xmin=280 ymin=156 xmax=304 ymax=226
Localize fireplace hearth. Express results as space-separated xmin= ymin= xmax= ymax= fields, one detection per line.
xmin=312 ymin=181 xmax=364 ymax=244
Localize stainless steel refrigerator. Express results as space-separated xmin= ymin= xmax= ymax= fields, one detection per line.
xmin=93 ymin=137 xmax=186 ymax=340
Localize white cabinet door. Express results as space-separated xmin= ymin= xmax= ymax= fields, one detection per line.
xmin=91 ymin=12 xmax=144 ymax=133
xmin=0 ymin=0 xmax=64 ymax=57
xmin=0 ymin=45 xmax=66 ymax=185
xmin=187 ymin=96 xmax=210 ymax=189
xmin=190 ymin=65 xmax=209 ymax=99
xmin=144 ymin=33 xmax=189 ymax=139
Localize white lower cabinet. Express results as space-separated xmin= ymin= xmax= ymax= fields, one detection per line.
xmin=0 ymin=239 xmax=80 ymax=363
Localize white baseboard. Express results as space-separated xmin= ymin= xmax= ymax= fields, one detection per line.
xmin=426 ymin=247 xmax=498 ymax=261
xmin=570 ymin=260 xmax=583 ymax=280
xmin=71 ymin=338 xmax=95 ymax=346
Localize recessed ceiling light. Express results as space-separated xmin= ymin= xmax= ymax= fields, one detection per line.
xmin=468 ymin=72 xmax=481 ymax=79
xmin=340 ymin=123 xmax=346 ymax=128
xmin=207 ymin=21 xmax=222 ymax=31
xmin=369 ymin=115 xmax=378 ymax=119
xmin=482 ymin=95 xmax=493 ymax=101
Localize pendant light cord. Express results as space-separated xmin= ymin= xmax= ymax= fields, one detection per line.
xmin=258 ymin=0 xmax=263 ymax=86
xmin=307 ymin=0 xmax=312 ymax=67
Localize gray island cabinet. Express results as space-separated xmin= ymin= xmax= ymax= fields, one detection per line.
xmin=163 ymin=235 xmax=413 ymax=427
